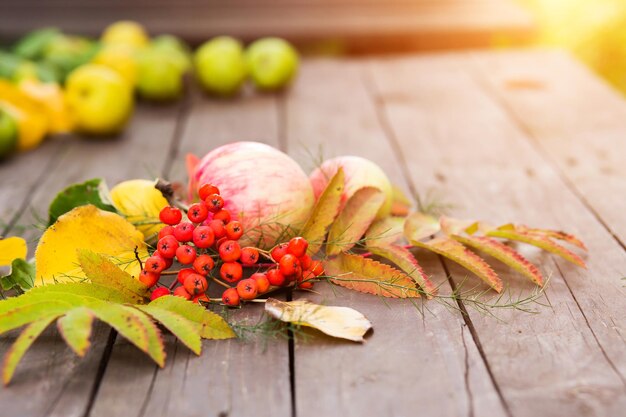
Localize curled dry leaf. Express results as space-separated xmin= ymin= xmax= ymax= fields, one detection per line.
xmin=35 ymin=205 xmax=148 ymax=285
xmin=265 ymin=298 xmax=372 ymax=342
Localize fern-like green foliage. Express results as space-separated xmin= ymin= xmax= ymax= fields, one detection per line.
xmin=0 ymin=250 xmax=235 ymax=385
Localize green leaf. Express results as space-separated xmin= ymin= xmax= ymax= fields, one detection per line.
xmin=367 ymin=244 xmax=436 ymax=297
xmin=77 ymin=249 xmax=149 ymax=303
xmin=24 ymin=282 xmax=139 ymax=304
xmin=404 ymin=212 xmax=441 ymax=242
xmin=57 ymin=307 xmax=94 ymax=357
xmin=48 ymin=178 xmax=117 ymax=225
xmin=324 ymin=252 xmax=421 ymax=298
xmin=1 ymin=258 xmax=35 ymax=291
xmin=135 ymin=305 xmax=202 ymax=355
xmin=148 ymin=296 xmax=235 ymax=340
xmin=411 ymin=237 xmax=503 ymax=292
xmin=0 ymin=300 xmax=72 ymax=335
xmin=365 ymin=216 xmax=406 ymax=247
xmin=486 ymin=224 xmax=586 ymax=268
xmin=452 ymin=235 xmax=544 ymax=286
xmin=2 ymin=316 xmax=57 ymax=385
xmin=327 ymin=187 xmax=385 ymax=256
xmin=88 ymin=302 xmax=166 ymax=367
xmin=300 ymin=168 xmax=345 ymax=255
xmin=13 ymin=27 xmax=60 ymax=59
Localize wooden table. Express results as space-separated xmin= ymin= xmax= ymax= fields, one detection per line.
xmin=0 ymin=49 xmax=625 ymax=417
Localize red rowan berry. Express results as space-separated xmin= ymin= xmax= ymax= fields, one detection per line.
xmin=157 ymin=235 xmax=179 ymax=259
xmin=139 ymin=269 xmax=160 ymax=287
xmin=219 ymin=240 xmax=241 ymax=262
xmin=184 ymin=273 xmax=208 ymax=295
xmin=187 ymin=202 xmax=209 ymax=223
xmin=193 ymin=254 xmax=215 ymax=276
xmin=159 ymin=206 xmax=182 ymax=225
xmin=225 ymin=221 xmax=243 ymax=240
xmin=222 ymin=287 xmax=240 ymax=306
xmin=150 ymin=287 xmax=170 ymax=300
xmin=215 ymin=236 xmax=228 ymax=251
xmin=279 ymin=254 xmax=300 ymax=276
xmin=173 ymin=222 xmax=195 ymax=242
xmin=299 ymin=254 xmax=312 ymax=270
xmin=176 ymin=245 xmax=197 ymax=265
xmin=240 ymin=247 xmax=259 ymax=266
xmin=198 ymin=183 xmax=220 ymax=201
xmin=192 ymin=225 xmax=215 ymax=248
xmin=270 ymin=243 xmax=289 ymax=262
xmin=193 ymin=294 xmax=210 ymax=304
xmin=267 ymin=268 xmax=286 ymax=286
xmin=299 ymin=281 xmax=314 ymax=290
xmin=300 ymin=269 xmax=316 ymax=283
xmin=220 ymin=262 xmax=243 ymax=283
xmin=158 ymin=225 xmax=175 ymax=240
xmin=287 ymin=237 xmax=308 ymax=258
xmin=310 ymin=261 xmax=325 ymax=277
xmin=213 ymin=209 xmax=231 ymax=223
xmin=236 ymin=278 xmax=258 ymax=300
xmin=173 ymin=286 xmax=192 ymax=300
xmin=208 ymin=219 xmax=226 ymax=239
xmin=251 ymin=272 xmax=270 ymax=293
xmin=177 ymin=267 xmax=196 ymax=284
xmin=205 ymin=194 xmax=224 ymax=212
xmin=145 ymin=256 xmax=166 ymax=273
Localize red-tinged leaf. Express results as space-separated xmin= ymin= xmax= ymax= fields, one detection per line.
xmin=365 ymin=216 xmax=406 ymax=247
xmin=452 ymin=235 xmax=544 ymax=286
xmin=412 ymin=237 xmax=503 ymax=292
xmin=324 ymin=252 xmax=420 ymax=298
xmin=327 ymin=187 xmax=385 ymax=256
xmin=135 ymin=305 xmax=202 ymax=355
xmin=57 ymin=307 xmax=94 ymax=357
xmin=390 ymin=185 xmax=411 ymax=216
xmin=0 ymin=301 xmax=72 ymax=335
xmin=440 ymin=216 xmax=478 ymax=236
xmin=520 ymin=226 xmax=587 ymax=251
xmin=486 ymin=226 xmax=587 ymax=268
xmin=3 ymin=316 xmax=57 ymax=385
xmin=367 ymin=244 xmax=436 ymax=297
xmin=404 ymin=212 xmax=440 ymax=242
xmin=300 ymin=169 xmax=345 ymax=255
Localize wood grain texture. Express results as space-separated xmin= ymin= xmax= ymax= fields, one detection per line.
xmin=369 ymin=53 xmax=626 ymax=416
xmin=284 ymin=59 xmax=506 ymax=417
xmin=0 ymin=103 xmax=183 ymax=417
xmin=89 ymin=87 xmax=292 ymax=417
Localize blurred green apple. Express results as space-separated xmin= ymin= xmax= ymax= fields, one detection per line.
xmin=194 ymin=36 xmax=247 ymax=96
xmin=136 ymin=48 xmax=185 ymax=101
xmin=152 ymin=34 xmax=192 ymax=72
xmin=0 ymin=108 xmax=18 ymax=158
xmin=245 ymin=37 xmax=299 ymax=90
xmin=65 ymin=64 xmax=134 ymax=135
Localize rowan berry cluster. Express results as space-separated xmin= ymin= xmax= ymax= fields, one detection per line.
xmin=140 ymin=182 xmax=324 ymax=306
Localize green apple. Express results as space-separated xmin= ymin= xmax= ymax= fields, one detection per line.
xmin=0 ymin=108 xmax=18 ymax=158
xmin=151 ymin=35 xmax=192 ymax=72
xmin=245 ymin=38 xmax=299 ymax=90
xmin=136 ymin=49 xmax=185 ymax=101
xmin=65 ymin=64 xmax=134 ymax=135
xmin=194 ymin=36 xmax=247 ymax=96
xmin=101 ymin=21 xmax=149 ymax=49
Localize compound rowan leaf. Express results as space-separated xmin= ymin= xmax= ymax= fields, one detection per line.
xmin=57 ymin=307 xmax=94 ymax=357
xmin=148 ymin=295 xmax=235 ymax=340
xmin=0 ymin=301 xmax=73 ymax=335
xmin=452 ymin=235 xmax=543 ymax=286
xmin=327 ymin=187 xmax=385 ymax=256
xmin=300 ymin=168 xmax=344 ymax=255
xmin=2 ymin=316 xmax=57 ymax=385
xmin=367 ymin=244 xmax=436 ymax=297
xmin=487 ymin=225 xmax=586 ymax=268
xmin=35 ymin=205 xmax=149 ymax=285
xmin=412 ymin=237 xmax=503 ymax=292
xmin=365 ymin=216 xmax=406 ymax=247
xmin=520 ymin=226 xmax=587 ymax=251
xmin=0 ymin=236 xmax=27 ymax=266
xmin=324 ymin=252 xmax=420 ymax=298
xmin=404 ymin=212 xmax=441 ymax=242
xmin=77 ymin=249 xmax=149 ymax=303
xmin=135 ymin=305 xmax=202 ymax=355
xmin=265 ymin=298 xmax=372 ymax=342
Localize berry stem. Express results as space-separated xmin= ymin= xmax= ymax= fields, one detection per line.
xmin=160 ymin=270 xmax=182 ymax=276
xmin=168 ymin=279 xmax=178 ymax=291
xmin=211 ymin=277 xmax=232 ymax=289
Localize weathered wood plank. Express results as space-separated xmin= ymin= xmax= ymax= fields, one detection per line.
xmin=370 ymin=53 xmax=626 ymax=417
xmin=90 ymin=88 xmax=292 ymax=417
xmin=284 ymin=59 xmax=506 ymax=417
xmin=469 ymin=49 xmax=626 ymax=247
xmin=0 ymin=103 xmax=183 ymax=417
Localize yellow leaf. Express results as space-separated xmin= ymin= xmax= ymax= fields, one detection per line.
xmin=109 ymin=179 xmax=168 ymax=239
xmin=34 ymin=205 xmax=148 ymax=285
xmin=265 ymin=298 xmax=372 ymax=342
xmin=0 ymin=237 xmax=27 ymax=266
xmin=404 ymin=212 xmax=441 ymax=242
